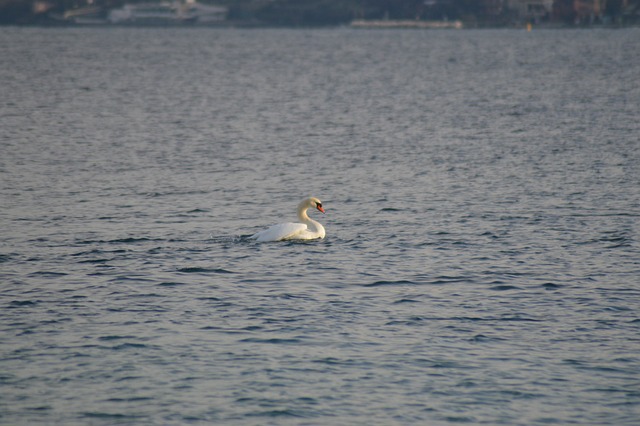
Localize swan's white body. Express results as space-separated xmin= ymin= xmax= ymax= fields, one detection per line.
xmin=250 ymin=197 xmax=326 ymax=242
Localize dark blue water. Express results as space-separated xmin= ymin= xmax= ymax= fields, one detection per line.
xmin=1 ymin=27 xmax=639 ymax=425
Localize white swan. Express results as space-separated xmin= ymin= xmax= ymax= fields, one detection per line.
xmin=250 ymin=197 xmax=326 ymax=242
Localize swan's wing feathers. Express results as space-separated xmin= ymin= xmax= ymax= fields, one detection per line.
xmin=251 ymin=223 xmax=308 ymax=242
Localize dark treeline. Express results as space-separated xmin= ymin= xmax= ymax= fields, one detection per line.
xmin=1 ymin=0 xmax=639 ymax=26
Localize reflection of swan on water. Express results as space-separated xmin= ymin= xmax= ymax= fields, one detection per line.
xmin=249 ymin=197 xmax=326 ymax=242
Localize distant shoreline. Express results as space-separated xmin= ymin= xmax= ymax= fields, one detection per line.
xmin=2 ymin=21 xmax=638 ymax=29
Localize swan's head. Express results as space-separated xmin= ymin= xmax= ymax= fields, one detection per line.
xmin=306 ymin=197 xmax=325 ymax=214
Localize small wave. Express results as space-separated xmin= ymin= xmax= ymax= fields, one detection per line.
xmin=25 ymin=406 xmax=51 ymax=412
xmin=107 ymin=276 xmax=155 ymax=283
xmin=109 ymin=237 xmax=156 ymax=244
xmin=28 ymin=271 xmax=68 ymax=277
xmin=245 ymin=409 xmax=307 ymax=418
xmin=541 ymin=283 xmax=563 ymax=290
xmin=156 ymin=281 xmax=187 ymax=287
xmin=428 ymin=275 xmax=472 ymax=285
xmin=363 ymin=276 xmax=473 ymax=288
xmin=142 ymin=190 xmax=209 ymax=198
xmin=363 ymin=280 xmax=416 ymax=287
xmin=75 ymin=237 xmax=158 ymax=245
xmin=386 ymin=316 xmax=430 ymax=326
xmin=177 ymin=267 xmax=235 ymax=274
xmin=104 ymin=397 xmax=153 ymax=403
xmin=111 ymin=343 xmax=152 ymax=351
xmin=78 ymin=258 xmax=110 ymax=264
xmin=498 ymin=316 xmax=542 ymax=322
xmin=489 ymin=285 xmax=522 ymax=291
xmin=388 ymin=316 xmax=543 ymax=323
xmin=8 ymin=300 xmax=39 ymax=308
xmin=114 ymin=376 xmax=144 ymax=382
xmin=208 ymin=235 xmax=250 ymax=244
xmin=577 ymin=232 xmax=633 ymax=248
xmin=240 ymin=337 xmax=302 ymax=344
xmin=82 ymin=412 xmax=144 ymax=420
xmin=470 ymin=334 xmax=506 ymax=343
xmin=97 ymin=335 xmax=138 ymax=341
xmin=72 ymin=249 xmax=127 ymax=256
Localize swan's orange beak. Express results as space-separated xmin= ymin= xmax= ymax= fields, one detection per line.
xmin=317 ymin=205 xmax=325 ymax=214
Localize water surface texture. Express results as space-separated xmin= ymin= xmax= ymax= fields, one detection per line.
xmin=1 ymin=27 xmax=640 ymax=425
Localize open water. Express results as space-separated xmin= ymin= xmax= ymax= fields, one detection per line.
xmin=1 ymin=27 xmax=639 ymax=425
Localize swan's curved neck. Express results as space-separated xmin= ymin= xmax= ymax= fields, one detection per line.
xmin=297 ymin=203 xmax=324 ymax=235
